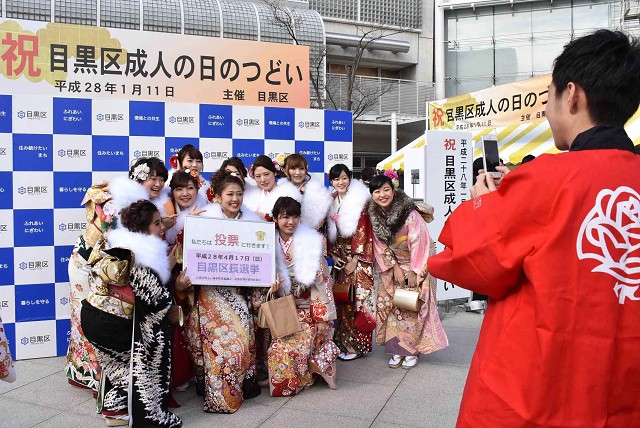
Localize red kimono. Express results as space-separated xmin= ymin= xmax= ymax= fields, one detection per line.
xmin=429 ymin=127 xmax=640 ymax=428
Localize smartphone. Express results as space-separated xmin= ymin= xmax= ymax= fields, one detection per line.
xmin=481 ymin=135 xmax=501 ymax=179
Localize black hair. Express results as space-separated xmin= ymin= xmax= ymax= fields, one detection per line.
xmin=253 ymin=155 xmax=278 ymax=175
xmin=212 ymin=172 xmax=244 ymax=196
xmin=177 ymin=144 xmax=203 ymax=165
xmin=220 ymin=157 xmax=248 ymax=179
xmin=369 ymin=174 xmax=394 ymax=193
xmin=552 ymin=30 xmax=640 ymax=127
xmin=120 ymin=200 xmax=158 ymax=233
xmin=360 ymin=167 xmax=376 ymax=183
xmin=472 ymin=158 xmax=484 ymax=185
xmin=129 ymin=157 xmax=169 ymax=182
xmin=169 ymin=169 xmax=199 ymax=192
xmin=272 ymin=196 xmax=302 ymax=219
xmin=328 ymin=163 xmax=352 ymax=181
xmin=521 ymin=154 xmax=536 ymax=164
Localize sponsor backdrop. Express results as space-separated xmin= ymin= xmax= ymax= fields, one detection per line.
xmin=0 ymin=94 xmax=352 ymax=360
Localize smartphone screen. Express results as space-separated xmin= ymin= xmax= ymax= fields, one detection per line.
xmin=482 ymin=138 xmax=500 ymax=174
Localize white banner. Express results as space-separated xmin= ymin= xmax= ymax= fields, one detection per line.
xmin=425 ymin=130 xmax=473 ymax=300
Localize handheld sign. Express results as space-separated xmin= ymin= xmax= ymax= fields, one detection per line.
xmin=183 ymin=216 xmax=275 ymax=287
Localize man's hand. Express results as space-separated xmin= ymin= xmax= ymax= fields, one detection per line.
xmin=471 ymin=166 xmax=510 ymax=197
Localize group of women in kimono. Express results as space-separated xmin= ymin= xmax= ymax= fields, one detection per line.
xmin=64 ymin=143 xmax=448 ymax=426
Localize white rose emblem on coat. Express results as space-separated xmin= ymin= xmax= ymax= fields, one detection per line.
xmin=577 ymin=186 xmax=640 ymax=304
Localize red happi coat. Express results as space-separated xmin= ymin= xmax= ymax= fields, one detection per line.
xmin=429 ymin=128 xmax=640 ymax=428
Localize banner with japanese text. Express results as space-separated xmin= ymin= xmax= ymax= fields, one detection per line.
xmin=428 ymin=75 xmax=550 ymax=132
xmin=0 ymin=19 xmax=310 ymax=108
xmin=183 ymin=216 xmax=276 ymax=287
xmin=425 ymin=130 xmax=472 ymax=300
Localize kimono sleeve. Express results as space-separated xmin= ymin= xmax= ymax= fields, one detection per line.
xmin=310 ymin=258 xmax=337 ymax=323
xmin=428 ymin=166 xmax=551 ymax=299
xmin=407 ymin=210 xmax=430 ymax=275
xmin=351 ymin=209 xmax=374 ymax=265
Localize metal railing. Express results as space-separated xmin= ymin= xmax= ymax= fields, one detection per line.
xmin=325 ymin=73 xmax=435 ymax=120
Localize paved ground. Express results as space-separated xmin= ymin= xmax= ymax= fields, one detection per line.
xmin=0 ymin=307 xmax=482 ymax=428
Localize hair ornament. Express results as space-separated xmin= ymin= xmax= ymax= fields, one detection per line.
xmin=130 ymin=163 xmax=150 ymax=181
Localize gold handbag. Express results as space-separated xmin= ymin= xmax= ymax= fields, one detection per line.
xmin=392 ymin=287 xmax=423 ymax=312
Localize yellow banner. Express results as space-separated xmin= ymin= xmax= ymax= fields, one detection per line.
xmin=428 ymin=75 xmax=550 ymax=132
xmin=0 ymin=20 xmax=310 ymax=108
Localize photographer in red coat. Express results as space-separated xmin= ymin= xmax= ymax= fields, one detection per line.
xmin=429 ymin=30 xmax=640 ymax=427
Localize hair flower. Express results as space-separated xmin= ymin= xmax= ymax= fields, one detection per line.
xmin=384 ymin=169 xmax=400 ymax=189
xmin=130 ymin=163 xmax=150 ymax=181
xmin=184 ymin=168 xmax=203 ymax=189
xmin=169 ymin=154 xmax=179 ymax=169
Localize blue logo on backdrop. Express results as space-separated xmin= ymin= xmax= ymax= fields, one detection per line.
xmin=55 ymin=245 xmax=74 ymax=283
xmin=165 ymin=138 xmax=199 ymax=167
xmin=130 ymin=101 xmax=165 ymax=137
xmin=14 ymin=209 xmax=54 ymax=247
xmin=54 ymin=172 xmax=92 ymax=209
xmin=0 ymin=248 xmax=14 ymax=286
xmin=265 ymin=107 xmax=295 ymax=140
xmin=233 ymin=140 xmax=265 ymax=170
xmin=0 ymin=171 xmax=12 ymax=209
xmin=56 ymin=319 xmax=71 ymax=357
xmin=200 ymin=104 xmax=232 ymax=138
xmin=3 ymin=322 xmax=15 ymax=360
xmin=0 ymin=95 xmax=12 ymax=133
xmin=324 ymin=110 xmax=352 ymax=142
xmin=295 ymin=141 xmax=324 ymax=173
xmin=13 ymin=134 xmax=53 ymax=171
xmin=92 ymin=135 xmax=129 ymax=171
xmin=53 ymin=98 xmax=92 ymax=135
xmin=15 ymin=283 xmax=56 ymax=322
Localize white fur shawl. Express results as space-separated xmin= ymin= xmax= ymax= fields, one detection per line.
xmin=109 ymin=175 xmax=150 ymax=213
xmin=288 ymin=223 xmax=324 ymax=286
xmin=300 ymin=177 xmax=332 ymax=230
xmin=152 ymin=187 xmax=171 ymax=216
xmin=164 ymin=192 xmax=208 ymax=245
xmin=107 ymin=227 xmax=171 ymax=284
xmin=201 ymin=202 xmax=292 ymax=296
xmin=243 ymin=180 xmax=302 ymax=217
xmin=326 ymin=179 xmax=370 ymax=242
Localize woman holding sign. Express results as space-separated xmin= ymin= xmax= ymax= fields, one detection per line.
xmin=183 ymin=173 xmax=285 ymax=413
xmin=368 ymin=175 xmax=448 ymax=370
xmin=267 ymin=196 xmax=338 ymax=396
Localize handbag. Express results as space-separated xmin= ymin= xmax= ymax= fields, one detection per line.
xmin=354 ymin=310 xmax=376 ymax=333
xmin=256 ymin=290 xmax=272 ymax=329
xmin=332 ymin=281 xmax=355 ymax=303
xmin=392 ymin=287 xmax=423 ymax=312
xmin=258 ymin=292 xmax=302 ymax=339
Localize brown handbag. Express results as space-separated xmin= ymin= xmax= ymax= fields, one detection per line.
xmin=258 ymin=292 xmax=302 ymax=338
xmin=332 ymin=281 xmax=355 ymax=303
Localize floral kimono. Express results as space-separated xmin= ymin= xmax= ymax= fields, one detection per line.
xmin=326 ymin=179 xmax=375 ymax=355
xmin=369 ymin=191 xmax=448 ymax=357
xmin=81 ymin=228 xmax=181 ymax=428
xmin=183 ymin=203 xmax=265 ymax=413
xmin=268 ymin=223 xmax=338 ymax=396
xmin=0 ymin=315 xmax=16 ymax=383
xmin=66 ymin=176 xmax=148 ymax=391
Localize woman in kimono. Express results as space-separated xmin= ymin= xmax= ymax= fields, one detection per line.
xmin=267 ymin=196 xmax=338 ymax=396
xmin=66 ymin=157 xmax=168 ymax=392
xmin=184 ymin=173 xmax=282 ymax=412
xmin=243 ymin=155 xmax=301 ymax=221
xmin=325 ymin=164 xmax=375 ymax=361
xmin=368 ymin=174 xmax=448 ymax=369
xmin=282 ymin=153 xmax=332 ymax=231
xmin=163 ymin=169 xmax=208 ymax=395
xmin=81 ymin=200 xmax=184 ymax=427
xmin=0 ymin=314 xmax=16 ymax=384
xmin=167 ymin=144 xmax=208 ymax=199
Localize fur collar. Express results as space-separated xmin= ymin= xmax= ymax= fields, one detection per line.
xmin=152 ymin=187 xmax=171 ymax=216
xmin=300 ymin=177 xmax=332 ymax=229
xmin=326 ymin=179 xmax=370 ymax=242
xmin=107 ymin=227 xmax=171 ymax=284
xmin=243 ymin=180 xmax=302 ymax=217
xmin=109 ymin=175 xmax=150 ymax=213
xmin=368 ymin=190 xmax=416 ymax=245
xmin=282 ymin=223 xmax=323 ymax=288
xmin=201 ymin=203 xmax=291 ymax=296
xmin=164 ymin=192 xmax=208 ymax=245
